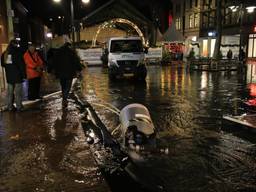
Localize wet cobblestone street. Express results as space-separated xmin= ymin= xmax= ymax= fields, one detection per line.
xmin=0 ymin=95 xmax=110 ymax=192
xmin=0 ymin=65 xmax=256 ymax=192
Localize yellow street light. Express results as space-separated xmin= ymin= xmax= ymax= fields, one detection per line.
xmin=82 ymin=0 xmax=90 ymax=4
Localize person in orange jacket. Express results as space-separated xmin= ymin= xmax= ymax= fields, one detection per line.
xmin=23 ymin=43 xmax=44 ymax=100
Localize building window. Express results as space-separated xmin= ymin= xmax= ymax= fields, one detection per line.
xmin=248 ymin=34 xmax=256 ymax=58
xmin=176 ymin=4 xmax=181 ymax=15
xmin=189 ymin=14 xmax=194 ymax=28
xmin=203 ymin=0 xmax=212 ymax=8
xmin=194 ymin=13 xmax=199 ymax=27
xmin=202 ymin=13 xmax=208 ymax=28
xmin=195 ymin=0 xmax=198 ymax=7
xmin=209 ymin=10 xmax=216 ymax=27
xmin=190 ymin=0 xmax=193 ymax=8
xmin=175 ymin=18 xmax=181 ymax=30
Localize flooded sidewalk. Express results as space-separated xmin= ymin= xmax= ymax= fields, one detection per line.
xmin=0 ymin=94 xmax=111 ymax=192
xmin=0 ymin=72 xmax=60 ymax=109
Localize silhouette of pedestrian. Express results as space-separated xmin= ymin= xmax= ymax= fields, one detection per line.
xmin=23 ymin=43 xmax=44 ymax=100
xmin=1 ymin=40 xmax=26 ymax=111
xmin=48 ymin=43 xmax=82 ymax=106
xmin=227 ymin=49 xmax=233 ymax=60
xmin=239 ymin=49 xmax=246 ymax=62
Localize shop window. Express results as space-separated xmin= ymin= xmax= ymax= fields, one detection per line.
xmin=203 ymin=39 xmax=208 ymax=57
xmin=248 ymin=34 xmax=256 ymax=58
xmin=210 ymin=39 xmax=216 ymax=57
xmin=189 ymin=14 xmax=194 ymax=28
xmin=194 ymin=13 xmax=199 ymax=27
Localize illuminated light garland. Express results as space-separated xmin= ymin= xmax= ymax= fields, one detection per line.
xmin=92 ymin=18 xmax=146 ymax=46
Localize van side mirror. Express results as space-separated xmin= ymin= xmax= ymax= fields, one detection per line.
xmin=144 ymin=47 xmax=149 ymax=54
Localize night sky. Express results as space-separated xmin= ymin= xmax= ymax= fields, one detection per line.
xmin=19 ymin=0 xmax=172 ymax=25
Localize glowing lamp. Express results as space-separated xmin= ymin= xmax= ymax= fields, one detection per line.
xmin=246 ymin=6 xmax=256 ymax=13
xmin=82 ymin=0 xmax=90 ymax=4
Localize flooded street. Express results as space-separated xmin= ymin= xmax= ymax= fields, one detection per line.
xmin=80 ymin=65 xmax=256 ymax=192
xmin=0 ymin=65 xmax=255 ymax=192
xmin=0 ymin=96 xmax=109 ymax=192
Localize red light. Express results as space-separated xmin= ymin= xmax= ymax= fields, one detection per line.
xmin=254 ymin=26 xmax=256 ymax=33
xmin=168 ymin=15 xmax=173 ymax=27
xmin=248 ymin=83 xmax=256 ymax=97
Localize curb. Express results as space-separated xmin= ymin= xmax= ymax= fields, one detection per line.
xmin=0 ymin=91 xmax=62 ymax=112
xmin=0 ymin=78 xmax=77 ymax=112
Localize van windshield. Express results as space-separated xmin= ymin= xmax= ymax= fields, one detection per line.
xmin=110 ymin=40 xmax=143 ymax=53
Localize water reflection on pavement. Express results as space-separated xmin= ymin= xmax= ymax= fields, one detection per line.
xmin=80 ymin=65 xmax=256 ymax=192
xmin=0 ymin=96 xmax=109 ymax=192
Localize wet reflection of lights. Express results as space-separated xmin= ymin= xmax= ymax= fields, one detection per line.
xmin=200 ymin=72 xmax=208 ymax=99
xmin=200 ymin=72 xmax=208 ymax=89
xmin=49 ymin=125 xmax=56 ymax=140
xmin=89 ymin=132 xmax=95 ymax=138
xmin=159 ymin=67 xmax=191 ymax=97
xmin=22 ymin=80 xmax=29 ymax=99
xmin=248 ymin=83 xmax=256 ymax=97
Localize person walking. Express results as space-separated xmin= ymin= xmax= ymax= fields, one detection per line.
xmin=23 ymin=43 xmax=44 ymax=100
xmin=49 ymin=42 xmax=82 ymax=106
xmin=239 ymin=49 xmax=246 ymax=62
xmin=227 ymin=49 xmax=233 ymax=60
xmin=188 ymin=48 xmax=195 ymax=60
xmin=1 ymin=40 xmax=26 ymax=111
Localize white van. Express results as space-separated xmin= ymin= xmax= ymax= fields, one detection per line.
xmin=107 ymin=37 xmax=147 ymax=80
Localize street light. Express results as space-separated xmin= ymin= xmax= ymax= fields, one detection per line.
xmin=246 ymin=6 xmax=256 ymax=13
xmin=52 ymin=0 xmax=90 ymax=42
xmin=46 ymin=32 xmax=53 ymax=38
xmin=81 ymin=0 xmax=90 ymax=4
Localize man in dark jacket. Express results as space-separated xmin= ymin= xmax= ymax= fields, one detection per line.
xmin=49 ymin=43 xmax=82 ymax=106
xmin=1 ymin=40 xmax=26 ymax=111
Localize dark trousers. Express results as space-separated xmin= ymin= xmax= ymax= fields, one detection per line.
xmin=60 ymin=78 xmax=73 ymax=100
xmin=28 ymin=77 xmax=41 ymax=100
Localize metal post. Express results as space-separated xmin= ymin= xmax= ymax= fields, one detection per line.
xmin=239 ymin=3 xmax=244 ymax=56
xmin=70 ymin=0 xmax=75 ymax=42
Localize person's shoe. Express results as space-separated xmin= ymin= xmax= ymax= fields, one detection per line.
xmin=8 ymin=106 xmax=17 ymax=112
xmin=17 ymin=107 xmax=25 ymax=112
